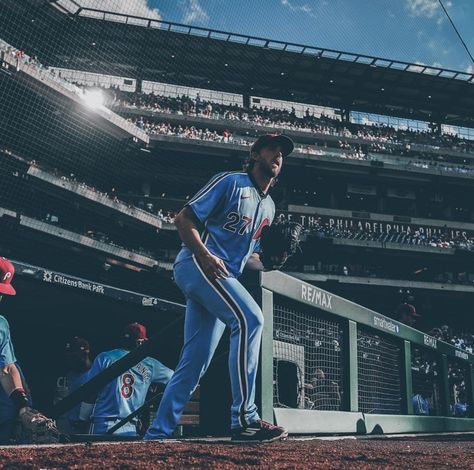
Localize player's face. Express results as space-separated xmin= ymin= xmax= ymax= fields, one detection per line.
xmin=255 ymin=144 xmax=284 ymax=178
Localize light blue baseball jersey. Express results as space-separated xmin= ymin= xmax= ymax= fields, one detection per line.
xmin=0 ymin=316 xmax=16 ymax=369
xmin=0 ymin=315 xmax=17 ymax=423
xmin=175 ymin=172 xmax=275 ymax=276
xmin=87 ymin=349 xmax=173 ymax=420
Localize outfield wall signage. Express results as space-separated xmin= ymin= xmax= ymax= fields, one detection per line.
xmin=277 ymin=212 xmax=471 ymax=239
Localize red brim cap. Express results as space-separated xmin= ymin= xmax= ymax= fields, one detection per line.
xmin=123 ymin=322 xmax=148 ymax=341
xmin=0 ymin=283 xmax=16 ymax=296
xmin=251 ymin=134 xmax=294 ymax=157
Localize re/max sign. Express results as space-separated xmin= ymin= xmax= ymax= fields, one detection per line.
xmin=423 ymin=335 xmax=437 ymax=349
xmin=301 ymin=284 xmax=333 ymax=309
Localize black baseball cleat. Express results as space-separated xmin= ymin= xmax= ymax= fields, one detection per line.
xmin=231 ymin=420 xmax=288 ymax=443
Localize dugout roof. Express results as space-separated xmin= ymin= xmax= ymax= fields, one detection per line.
xmin=1 ymin=0 xmax=474 ymax=127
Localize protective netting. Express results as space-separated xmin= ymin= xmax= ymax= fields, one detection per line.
xmin=272 ymin=299 xmax=343 ymax=411
xmin=357 ymin=327 xmax=402 ymax=414
xmin=0 ymin=1 xmax=241 ymax=294
xmin=0 ymin=2 xmax=167 ymax=275
xmin=411 ymin=345 xmax=442 ymax=416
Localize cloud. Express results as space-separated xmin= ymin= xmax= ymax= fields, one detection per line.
xmin=466 ymin=64 xmax=474 ymax=74
xmin=281 ymin=0 xmax=317 ymax=18
xmin=77 ymin=0 xmax=161 ymax=20
xmin=182 ymin=0 xmax=209 ymax=25
xmin=404 ymin=0 xmax=443 ymax=21
xmin=405 ymin=0 xmax=439 ymax=18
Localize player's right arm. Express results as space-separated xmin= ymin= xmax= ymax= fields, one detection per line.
xmin=175 ymin=206 xmax=229 ymax=280
xmin=0 ymin=363 xmax=25 ymax=396
xmin=0 ymin=318 xmax=28 ymax=413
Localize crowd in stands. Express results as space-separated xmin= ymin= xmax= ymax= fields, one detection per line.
xmin=302 ymin=261 xmax=474 ymax=287
xmin=4 ymin=39 xmax=474 ymax=167
xmin=5 ymin=40 xmax=474 ymax=177
xmin=428 ymin=325 xmax=474 ymax=354
xmin=0 ymin=43 xmax=99 ymax=105
xmin=114 ymin=89 xmax=474 ymax=156
xmin=129 ymin=116 xmax=474 ymax=178
xmin=24 ymin=159 xmax=178 ymax=226
xmin=130 ymin=119 xmax=239 ymax=144
xmin=309 ymin=218 xmax=474 ymax=251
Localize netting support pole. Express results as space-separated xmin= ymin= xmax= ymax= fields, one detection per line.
xmin=343 ymin=320 xmax=358 ymax=412
xmin=402 ymin=340 xmax=413 ymax=415
xmin=260 ymin=287 xmax=275 ymax=423
xmin=469 ymin=364 xmax=474 ymax=418
xmin=440 ymin=354 xmax=451 ymax=417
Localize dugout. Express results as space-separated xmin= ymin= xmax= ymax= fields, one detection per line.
xmin=10 ymin=260 xmax=474 ymax=438
xmin=4 ymin=260 xmax=184 ymax=415
xmin=260 ymin=271 xmax=474 ymax=434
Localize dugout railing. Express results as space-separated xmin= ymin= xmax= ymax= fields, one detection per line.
xmin=259 ymin=271 xmax=474 ymax=434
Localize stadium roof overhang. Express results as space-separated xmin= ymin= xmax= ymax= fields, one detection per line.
xmin=1 ymin=0 xmax=474 ymax=127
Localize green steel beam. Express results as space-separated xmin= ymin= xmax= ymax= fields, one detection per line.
xmin=344 ymin=320 xmax=358 ymax=412
xmin=440 ymin=354 xmax=451 ymax=417
xmin=469 ymin=364 xmax=474 ymax=418
xmin=260 ymin=287 xmax=275 ymax=424
xmin=403 ymin=340 xmax=413 ymax=415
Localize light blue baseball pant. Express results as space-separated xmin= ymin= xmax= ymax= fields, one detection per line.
xmin=144 ymin=256 xmax=263 ymax=440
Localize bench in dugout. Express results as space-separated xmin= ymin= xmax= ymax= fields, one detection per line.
xmin=142 ymin=386 xmax=201 ymax=438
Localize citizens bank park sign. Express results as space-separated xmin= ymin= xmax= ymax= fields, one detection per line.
xmin=42 ymin=270 xmax=105 ymax=294
xmin=277 ymin=212 xmax=471 ymax=238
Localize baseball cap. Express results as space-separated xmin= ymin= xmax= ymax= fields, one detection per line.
xmin=123 ymin=322 xmax=148 ymax=342
xmin=65 ymin=336 xmax=90 ymax=355
xmin=250 ymin=134 xmax=294 ymax=158
xmin=0 ymin=257 xmax=16 ymax=296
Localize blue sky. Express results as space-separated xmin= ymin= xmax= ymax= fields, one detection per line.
xmin=83 ymin=0 xmax=474 ymax=73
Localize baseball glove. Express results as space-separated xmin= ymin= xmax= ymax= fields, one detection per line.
xmin=14 ymin=407 xmax=63 ymax=444
xmin=260 ymin=221 xmax=303 ymax=270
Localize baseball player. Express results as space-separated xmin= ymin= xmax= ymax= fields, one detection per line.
xmin=54 ymin=336 xmax=92 ymax=434
xmin=0 ymin=257 xmax=31 ymax=443
xmin=80 ymin=323 xmax=173 ymax=436
xmin=144 ymin=133 xmax=294 ymax=442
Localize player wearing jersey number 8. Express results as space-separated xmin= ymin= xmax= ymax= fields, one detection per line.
xmin=79 ymin=323 xmax=173 ymax=437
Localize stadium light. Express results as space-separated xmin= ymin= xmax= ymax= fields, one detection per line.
xmin=80 ymin=89 xmax=105 ymax=110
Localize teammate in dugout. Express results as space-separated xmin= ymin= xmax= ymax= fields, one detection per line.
xmin=80 ymin=322 xmax=173 ymax=436
xmin=144 ymin=133 xmax=294 ymax=442
xmin=0 ymin=257 xmax=27 ymax=444
xmin=54 ymin=336 xmax=92 ymax=434
xmin=0 ymin=257 xmax=59 ymax=444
